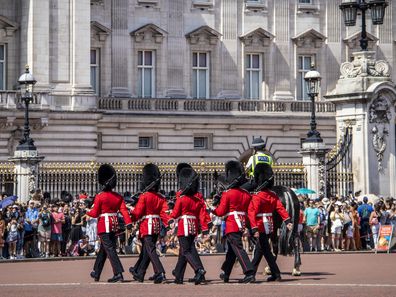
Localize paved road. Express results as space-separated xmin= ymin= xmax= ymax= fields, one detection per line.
xmin=0 ymin=253 xmax=395 ymax=297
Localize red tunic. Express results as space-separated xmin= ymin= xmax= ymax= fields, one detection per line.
xmin=248 ymin=190 xmax=290 ymax=234
xmin=171 ymin=194 xmax=209 ymax=237
xmin=212 ymin=188 xmax=251 ymax=234
xmin=176 ymin=190 xmax=211 ymax=230
xmin=130 ymin=191 xmax=169 ymax=237
xmin=87 ymin=191 xmax=132 ymax=234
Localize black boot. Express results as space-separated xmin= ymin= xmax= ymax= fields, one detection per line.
xmin=194 ymin=269 xmax=206 ymax=285
xmin=239 ymin=273 xmax=255 ymax=283
xmin=267 ymin=274 xmax=282 ymax=282
xmin=90 ymin=271 xmax=99 ymax=282
xmin=107 ymin=273 xmax=124 ymax=283
xmin=174 ymin=278 xmax=183 ymax=284
xmin=219 ymin=272 xmax=229 ymax=283
xmin=153 ymin=272 xmax=166 ymax=284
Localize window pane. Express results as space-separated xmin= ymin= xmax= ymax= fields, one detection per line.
xmin=139 ymin=137 xmax=152 ymax=148
xmin=144 ymin=68 xmax=152 ymax=97
xmin=138 ymin=51 xmax=143 ymax=66
xmin=251 ymin=71 xmax=260 ymax=99
xmin=90 ymin=66 xmax=97 ymax=93
xmin=0 ymin=45 xmax=4 ymax=60
xmin=198 ymin=69 xmax=206 ymax=98
xmin=0 ymin=62 xmax=4 ymax=90
xmin=90 ymin=50 xmax=96 ymax=65
xmin=193 ymin=53 xmax=197 ymax=67
xmin=144 ymin=51 xmax=152 ymax=65
xmin=192 ymin=70 xmax=197 ymax=98
xmin=245 ymin=55 xmax=250 ymax=68
xmin=304 ymin=56 xmax=312 ymax=70
xmin=199 ymin=53 xmax=207 ymax=67
xmin=298 ymin=56 xmax=303 ymax=69
xmin=252 ymin=54 xmax=260 ymax=69
xmin=194 ymin=137 xmax=207 ymax=149
xmin=244 ymin=70 xmax=250 ymax=98
xmin=138 ymin=68 xmax=142 ymax=97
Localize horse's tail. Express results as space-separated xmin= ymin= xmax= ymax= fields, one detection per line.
xmin=272 ymin=186 xmax=300 ymax=256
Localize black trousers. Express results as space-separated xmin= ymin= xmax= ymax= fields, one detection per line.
xmin=221 ymin=232 xmax=254 ymax=276
xmin=173 ymin=235 xmax=204 ymax=279
xmin=136 ymin=235 xmax=165 ymax=278
xmin=251 ymin=232 xmax=280 ymax=276
xmin=93 ymin=232 xmax=124 ymax=276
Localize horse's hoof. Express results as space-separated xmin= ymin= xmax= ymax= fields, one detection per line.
xmin=264 ymin=266 xmax=272 ymax=275
xmin=292 ymin=268 xmax=301 ymax=276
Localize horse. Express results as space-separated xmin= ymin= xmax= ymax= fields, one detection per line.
xmin=212 ymin=172 xmax=302 ymax=276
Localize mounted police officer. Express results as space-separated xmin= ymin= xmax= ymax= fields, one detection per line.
xmin=88 ymin=164 xmax=132 ymax=283
xmin=246 ymin=137 xmax=273 ymax=179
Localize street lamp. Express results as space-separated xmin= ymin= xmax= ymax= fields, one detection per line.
xmin=304 ymin=66 xmax=323 ymax=143
xmin=16 ymin=65 xmax=37 ymax=152
xmin=339 ymin=0 xmax=388 ymax=51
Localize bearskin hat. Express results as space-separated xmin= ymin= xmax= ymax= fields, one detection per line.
xmin=225 ymin=160 xmax=245 ymax=187
xmin=254 ymin=163 xmax=274 ymax=190
xmin=176 ymin=163 xmax=192 ymax=179
xmin=141 ymin=163 xmax=161 ymax=191
xmin=98 ymin=164 xmax=117 ymax=191
xmin=179 ymin=167 xmax=199 ymax=196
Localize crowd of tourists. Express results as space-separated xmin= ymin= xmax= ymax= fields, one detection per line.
xmin=0 ymin=189 xmax=395 ymax=260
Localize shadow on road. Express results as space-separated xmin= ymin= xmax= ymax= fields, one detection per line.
xmin=282 ymin=271 xmax=335 ymax=276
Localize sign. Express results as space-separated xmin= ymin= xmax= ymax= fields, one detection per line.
xmin=376 ymin=225 xmax=393 ymax=253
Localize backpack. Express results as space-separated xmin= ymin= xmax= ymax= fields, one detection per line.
xmin=41 ymin=213 xmax=51 ymax=227
xmin=361 ymin=206 xmax=370 ymax=220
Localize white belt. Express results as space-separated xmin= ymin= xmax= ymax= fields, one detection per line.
xmin=225 ymin=211 xmax=246 ymax=230
xmin=257 ymin=213 xmax=273 ymax=234
xmin=142 ymin=215 xmax=161 ymax=235
xmin=100 ymin=213 xmax=118 ymax=233
xmin=176 ymin=215 xmax=197 ymax=236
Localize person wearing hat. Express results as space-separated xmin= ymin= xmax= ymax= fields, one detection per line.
xmin=171 ymin=167 xmax=208 ymax=285
xmin=172 ymin=163 xmax=212 ymax=284
xmin=129 ymin=163 xmax=170 ymax=284
xmin=248 ymin=163 xmax=292 ymax=282
xmin=212 ymin=160 xmax=255 ymax=284
xmin=87 ymin=164 xmax=133 ymax=283
xmin=246 ymin=137 xmax=273 ymax=179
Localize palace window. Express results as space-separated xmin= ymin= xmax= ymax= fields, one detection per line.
xmin=138 ymin=50 xmax=155 ymax=98
xmin=297 ymin=55 xmax=314 ymax=100
xmin=90 ymin=49 xmax=100 ymax=95
xmin=245 ymin=54 xmax=262 ymax=99
xmin=194 ymin=136 xmax=208 ymax=150
xmin=0 ymin=44 xmax=6 ymax=90
xmin=138 ymin=136 xmax=154 ymax=149
xmin=192 ymin=52 xmax=209 ymax=99
xmin=298 ymin=0 xmax=312 ymax=3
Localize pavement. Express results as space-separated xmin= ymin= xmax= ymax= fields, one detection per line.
xmin=0 ymin=253 xmax=395 ymax=297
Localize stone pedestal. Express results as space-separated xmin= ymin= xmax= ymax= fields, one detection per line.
xmin=9 ymin=150 xmax=44 ymax=204
xmin=300 ymin=141 xmax=328 ymax=197
xmin=325 ymin=51 xmax=396 ymax=197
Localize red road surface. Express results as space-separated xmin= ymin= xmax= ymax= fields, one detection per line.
xmin=0 ymin=253 xmax=395 ymax=297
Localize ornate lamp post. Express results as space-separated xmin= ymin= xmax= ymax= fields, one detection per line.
xmin=339 ymin=0 xmax=388 ymax=51
xmin=16 ymin=65 xmax=37 ymax=152
xmin=304 ymin=66 xmax=323 ymax=143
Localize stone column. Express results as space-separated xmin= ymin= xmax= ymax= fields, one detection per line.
xmin=300 ymin=142 xmax=328 ymax=197
xmin=9 ymin=152 xmax=44 ymax=204
xmin=109 ymin=0 xmax=131 ymax=97
xmin=325 ymin=51 xmax=396 ymax=197
xmin=20 ymin=0 xmax=50 ymax=91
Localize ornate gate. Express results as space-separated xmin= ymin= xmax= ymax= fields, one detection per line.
xmin=326 ymin=127 xmax=354 ymax=197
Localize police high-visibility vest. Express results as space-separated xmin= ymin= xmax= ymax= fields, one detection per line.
xmin=249 ymin=153 xmax=273 ymax=177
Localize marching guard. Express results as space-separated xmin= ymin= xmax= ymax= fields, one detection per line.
xmin=88 ymin=164 xmax=132 ymax=283
xmin=171 ymin=167 xmax=208 ymax=284
xmin=129 ymin=163 xmax=170 ymax=283
xmin=248 ymin=163 xmax=292 ymax=282
xmin=212 ymin=160 xmax=255 ymax=283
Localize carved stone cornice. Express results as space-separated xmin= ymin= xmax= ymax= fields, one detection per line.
xmin=240 ymin=27 xmax=274 ymax=47
xmin=343 ymin=31 xmax=378 ymax=50
xmin=91 ymin=21 xmax=111 ymax=42
xmin=130 ymin=23 xmax=168 ymax=44
xmin=292 ymin=28 xmax=326 ymax=48
xmin=185 ymin=26 xmax=221 ymax=45
xmin=0 ymin=15 xmax=18 ymax=37
xmin=340 ymin=51 xmax=390 ymax=79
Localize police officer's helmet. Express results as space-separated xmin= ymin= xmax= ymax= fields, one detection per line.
xmin=252 ymin=137 xmax=266 ymax=150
